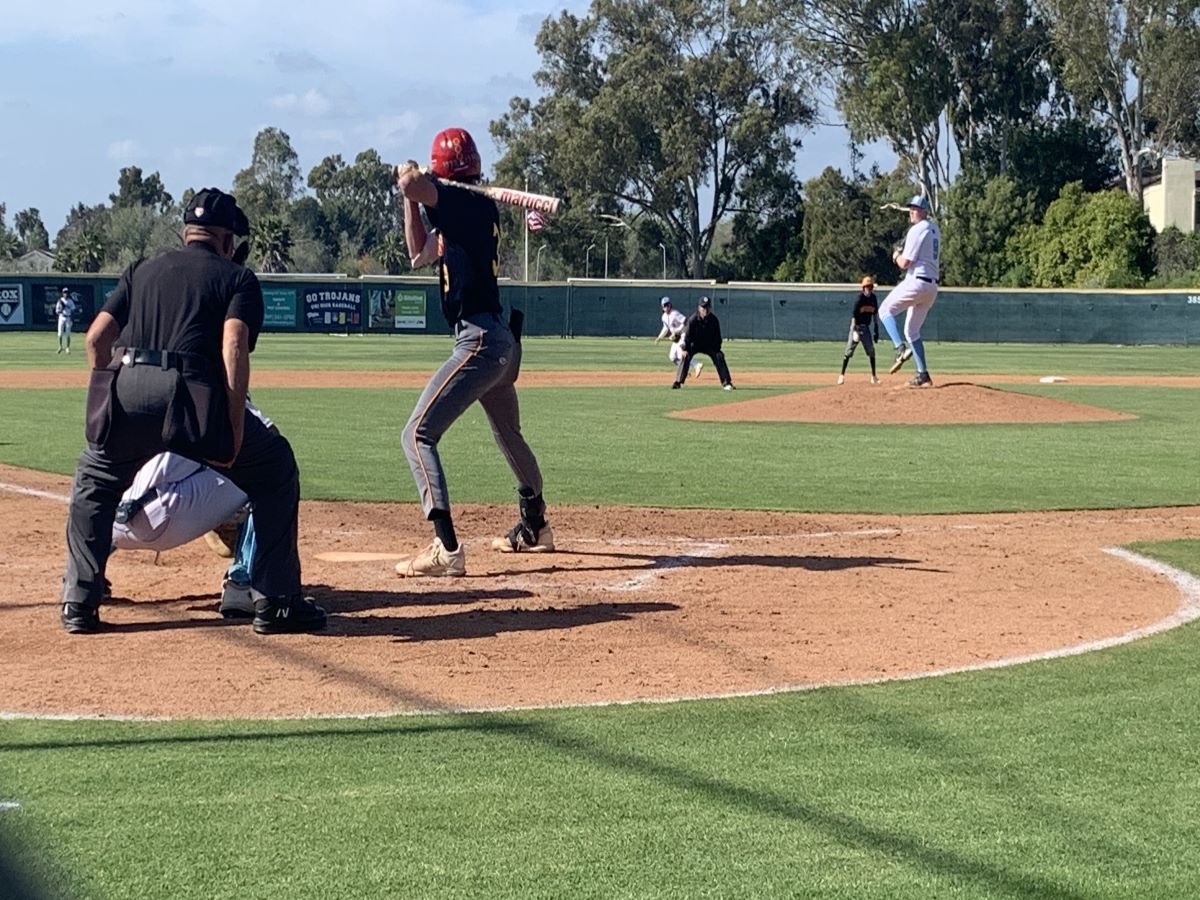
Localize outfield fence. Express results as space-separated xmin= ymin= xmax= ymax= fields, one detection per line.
xmin=2 ymin=274 xmax=1198 ymax=344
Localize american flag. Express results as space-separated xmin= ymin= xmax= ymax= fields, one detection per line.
xmin=526 ymin=210 xmax=546 ymax=232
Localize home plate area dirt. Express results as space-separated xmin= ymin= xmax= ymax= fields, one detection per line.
xmin=0 ymin=376 xmax=1195 ymax=720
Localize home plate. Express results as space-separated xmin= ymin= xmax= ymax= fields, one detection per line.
xmin=315 ymin=551 xmax=406 ymax=562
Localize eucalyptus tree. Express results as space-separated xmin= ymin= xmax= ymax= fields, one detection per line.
xmin=491 ymin=0 xmax=816 ymax=278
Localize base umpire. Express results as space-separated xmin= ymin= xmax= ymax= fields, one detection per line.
xmin=59 ymin=188 xmax=326 ymax=635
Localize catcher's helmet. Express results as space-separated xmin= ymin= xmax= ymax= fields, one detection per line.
xmin=430 ymin=127 xmax=482 ymax=181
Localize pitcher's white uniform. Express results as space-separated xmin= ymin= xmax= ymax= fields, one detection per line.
xmin=879 ymin=216 xmax=940 ymax=341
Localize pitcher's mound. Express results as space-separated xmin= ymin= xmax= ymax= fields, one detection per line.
xmin=671 ymin=381 xmax=1136 ymax=425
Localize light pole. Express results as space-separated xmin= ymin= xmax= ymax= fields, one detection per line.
xmin=535 ymin=244 xmax=547 ymax=282
xmin=599 ymin=214 xmax=632 ymax=279
xmin=585 ymin=243 xmax=596 ymax=278
xmin=658 ymin=242 xmax=667 ymax=280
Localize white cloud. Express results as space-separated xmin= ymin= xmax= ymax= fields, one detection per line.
xmin=107 ymin=139 xmax=139 ymax=161
xmin=270 ymin=88 xmax=335 ymax=118
xmin=351 ymin=112 xmax=422 ymax=152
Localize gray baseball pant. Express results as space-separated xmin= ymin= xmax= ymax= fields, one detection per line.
xmin=402 ymin=312 xmax=543 ymax=516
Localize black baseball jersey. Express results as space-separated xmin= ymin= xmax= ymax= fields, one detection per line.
xmin=427 ymin=182 xmax=502 ymax=326
xmin=102 ymin=243 xmax=264 ymax=367
xmin=851 ymin=291 xmax=878 ymax=329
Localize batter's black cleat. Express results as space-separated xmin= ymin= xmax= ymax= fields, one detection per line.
xmin=492 ymin=522 xmax=556 ymax=553
xmin=252 ymin=594 xmax=327 ymax=635
xmin=889 ymin=344 xmax=912 ymax=374
xmin=62 ymin=602 xmax=102 ymax=634
xmin=908 ymin=371 xmax=934 ymax=387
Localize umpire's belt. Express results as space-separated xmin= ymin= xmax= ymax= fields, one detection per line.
xmin=915 ymin=275 xmax=939 ymax=284
xmin=119 ymin=348 xmax=204 ymax=370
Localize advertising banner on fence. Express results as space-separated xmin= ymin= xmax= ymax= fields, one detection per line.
xmin=368 ymin=288 xmax=427 ymax=330
xmin=32 ymin=283 xmax=95 ymax=327
xmin=262 ymin=287 xmax=297 ymax=328
xmin=0 ymin=284 xmax=24 ymax=325
xmin=303 ymin=287 xmax=361 ymax=330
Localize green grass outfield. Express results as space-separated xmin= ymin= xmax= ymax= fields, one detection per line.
xmin=2 ymin=335 xmax=1200 ymax=898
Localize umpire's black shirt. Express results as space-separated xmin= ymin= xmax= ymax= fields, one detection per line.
xmin=684 ymin=312 xmax=723 ymax=353
xmin=103 ymin=243 xmax=264 ymax=374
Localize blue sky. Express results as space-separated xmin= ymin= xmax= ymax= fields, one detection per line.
xmin=0 ymin=1 xmax=892 ymax=238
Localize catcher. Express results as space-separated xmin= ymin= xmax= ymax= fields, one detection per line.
xmin=654 ymin=296 xmax=702 ymax=381
xmin=837 ymin=276 xmax=881 ymax=385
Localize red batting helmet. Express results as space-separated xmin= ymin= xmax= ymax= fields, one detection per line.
xmin=430 ymin=127 xmax=481 ymax=181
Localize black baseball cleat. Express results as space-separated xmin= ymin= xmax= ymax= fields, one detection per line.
xmin=252 ymin=595 xmax=328 ymax=635
xmin=62 ymin=602 xmax=102 ymax=634
xmin=908 ymin=371 xmax=934 ymax=387
xmin=889 ymin=344 xmax=912 ymax=375
xmin=671 ymin=382 xmax=681 ymax=389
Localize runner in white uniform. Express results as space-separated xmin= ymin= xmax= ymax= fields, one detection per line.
xmin=654 ymin=297 xmax=701 ymax=379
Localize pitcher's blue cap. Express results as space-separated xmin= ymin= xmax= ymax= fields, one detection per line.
xmin=907 ymin=195 xmax=930 ymax=211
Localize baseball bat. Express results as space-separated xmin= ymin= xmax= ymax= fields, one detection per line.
xmin=394 ymin=163 xmax=563 ymax=215
xmin=434 ymin=178 xmax=563 ymax=215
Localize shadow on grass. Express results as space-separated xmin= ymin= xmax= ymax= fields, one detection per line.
xmin=2 ymin=708 xmax=1090 ymax=900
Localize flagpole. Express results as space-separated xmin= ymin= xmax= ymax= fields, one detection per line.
xmin=523 ymin=178 xmax=530 ymax=282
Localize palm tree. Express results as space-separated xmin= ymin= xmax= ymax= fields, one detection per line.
xmin=250 ymin=215 xmax=293 ymax=273
xmin=374 ymin=231 xmax=408 ymax=276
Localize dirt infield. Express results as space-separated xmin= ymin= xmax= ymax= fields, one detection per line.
xmin=2 ymin=371 xmax=1196 ymax=720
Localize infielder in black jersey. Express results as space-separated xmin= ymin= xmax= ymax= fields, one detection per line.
xmin=838 ymin=275 xmax=881 ymax=385
xmin=394 ymin=128 xmax=553 ymax=577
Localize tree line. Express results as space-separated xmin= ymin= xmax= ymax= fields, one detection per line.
xmin=2 ymin=0 xmax=1199 ymax=288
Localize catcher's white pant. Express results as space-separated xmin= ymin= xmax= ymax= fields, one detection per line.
xmin=111 ymin=453 xmax=248 ymax=552
xmin=879 ymin=278 xmax=938 ymax=343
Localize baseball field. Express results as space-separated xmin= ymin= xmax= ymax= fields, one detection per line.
xmin=2 ymin=331 xmax=1200 ymax=898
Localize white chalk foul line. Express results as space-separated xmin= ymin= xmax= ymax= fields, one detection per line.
xmin=0 ymin=801 xmax=20 ymax=812
xmin=0 ymin=482 xmax=69 ymax=503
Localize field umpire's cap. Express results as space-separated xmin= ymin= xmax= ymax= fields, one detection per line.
xmin=698 ymin=296 xmax=711 ymax=308
xmin=185 ymin=188 xmax=250 ymax=236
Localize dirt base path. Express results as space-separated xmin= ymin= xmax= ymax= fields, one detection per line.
xmin=4 ymin=464 xmax=1199 ymax=720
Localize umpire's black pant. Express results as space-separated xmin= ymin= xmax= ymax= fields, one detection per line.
xmin=676 ymin=348 xmax=733 ymax=386
xmin=62 ymin=365 xmax=301 ymax=607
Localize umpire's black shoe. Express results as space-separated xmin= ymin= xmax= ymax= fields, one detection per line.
xmin=62 ymin=602 xmax=102 ymax=635
xmin=252 ymin=594 xmax=327 ymax=635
